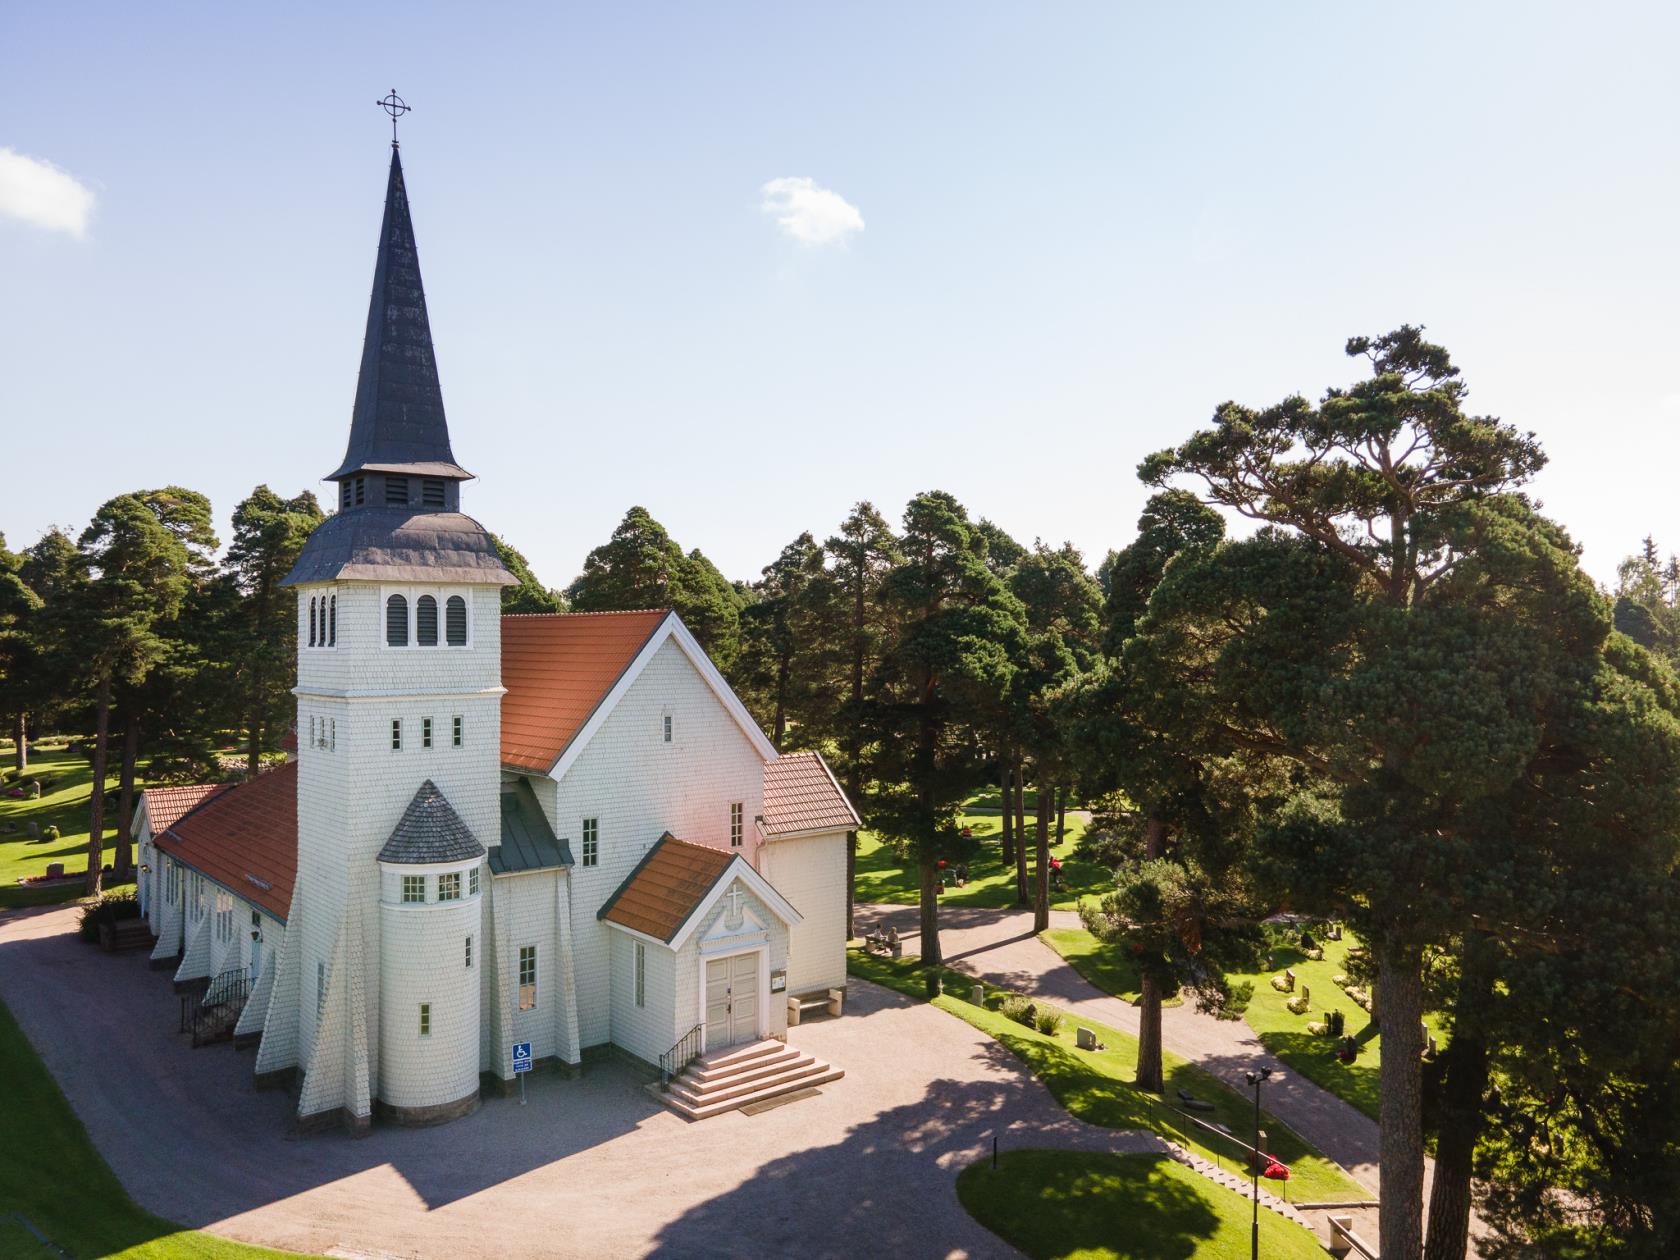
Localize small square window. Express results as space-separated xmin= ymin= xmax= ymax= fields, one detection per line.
xmin=452 ymin=715 xmax=463 ymax=747
xmin=392 ymin=719 xmax=403 ymax=751
xmin=419 ymin=1003 xmax=431 ymax=1036
xmin=730 ymin=802 xmax=744 ymax=848
xmin=469 ymin=866 xmax=480 ymax=896
xmin=438 ymin=871 xmax=461 ymax=901
xmin=662 ymin=715 xmax=672 ymax=743
xmin=518 ymin=945 xmax=536 ymax=1010
xmin=423 ymin=717 xmax=433 ymax=749
xmin=582 ymin=818 xmax=599 ymax=867
xmin=402 ymin=874 xmax=425 ymax=903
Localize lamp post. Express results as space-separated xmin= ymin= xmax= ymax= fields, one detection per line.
xmin=1245 ymin=1067 xmax=1274 ymax=1260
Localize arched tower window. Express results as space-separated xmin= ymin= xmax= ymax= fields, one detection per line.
xmin=446 ymin=595 xmax=467 ymax=646
xmin=416 ymin=595 xmax=439 ymax=646
xmin=329 ymin=595 xmax=337 ymax=646
xmin=309 ymin=597 xmax=317 ymax=647
xmin=386 ymin=594 xmax=409 ymax=646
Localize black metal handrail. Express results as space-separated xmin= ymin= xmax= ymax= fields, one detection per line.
xmin=660 ymin=1023 xmax=705 ymax=1088
xmin=179 ymin=964 xmax=251 ymax=1047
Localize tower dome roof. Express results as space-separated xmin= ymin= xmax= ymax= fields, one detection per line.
xmin=378 ymin=780 xmax=486 ymax=865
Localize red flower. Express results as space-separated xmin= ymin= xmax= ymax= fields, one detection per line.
xmin=1262 ymin=1159 xmax=1291 ymax=1181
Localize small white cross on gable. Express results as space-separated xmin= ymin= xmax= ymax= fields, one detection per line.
xmin=723 ymin=884 xmax=745 ymax=927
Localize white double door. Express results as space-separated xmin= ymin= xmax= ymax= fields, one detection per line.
xmin=705 ymin=951 xmax=760 ymax=1048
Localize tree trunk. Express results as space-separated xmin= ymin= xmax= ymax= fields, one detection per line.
xmin=1424 ymin=935 xmax=1495 ymax=1260
xmin=1136 ymin=972 xmax=1165 ymax=1092
xmin=1033 ymin=785 xmax=1050 ymax=932
xmin=113 ymin=712 xmax=139 ymax=880
xmin=1012 ymin=762 xmax=1029 ymax=906
xmin=1055 ymin=787 xmax=1066 ymax=847
xmin=84 ymin=678 xmax=112 ymax=897
xmin=919 ymin=855 xmax=942 ymax=968
xmin=999 ymin=752 xmax=1015 ymax=864
xmin=12 ymin=712 xmax=25 ymax=773
xmin=1376 ymin=931 xmax=1427 ymax=1260
xmin=1134 ymin=810 xmax=1168 ymax=1091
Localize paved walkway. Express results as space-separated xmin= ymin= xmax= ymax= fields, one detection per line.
xmin=0 ymin=903 xmax=1172 ymax=1260
xmin=857 ymin=902 xmax=1404 ymax=1242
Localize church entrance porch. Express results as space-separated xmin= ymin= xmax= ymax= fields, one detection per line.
xmin=703 ymin=949 xmax=760 ymax=1049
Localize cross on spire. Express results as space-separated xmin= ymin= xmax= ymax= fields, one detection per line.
xmin=377 ymin=89 xmax=410 ymax=146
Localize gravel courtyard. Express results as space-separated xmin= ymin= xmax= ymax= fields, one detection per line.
xmin=0 ymin=904 xmax=1153 ymax=1260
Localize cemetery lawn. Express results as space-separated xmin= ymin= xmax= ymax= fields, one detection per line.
xmin=849 ymin=949 xmax=1367 ymax=1204
xmin=0 ymin=744 xmax=155 ymax=910
xmin=0 ymin=995 xmax=302 ymax=1259
xmin=1040 ymin=926 xmax=1180 ymax=1008
xmin=853 ymin=797 xmax=1110 ymax=910
xmin=958 ymin=1149 xmax=1327 ymax=1260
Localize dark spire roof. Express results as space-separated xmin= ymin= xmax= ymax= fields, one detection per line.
xmin=327 ymin=146 xmax=471 ymax=482
xmin=377 ymin=780 xmax=486 ymax=865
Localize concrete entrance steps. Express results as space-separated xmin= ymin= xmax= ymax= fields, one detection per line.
xmin=1159 ymin=1141 xmax=1315 ymax=1230
xmin=663 ymin=1039 xmax=843 ymax=1120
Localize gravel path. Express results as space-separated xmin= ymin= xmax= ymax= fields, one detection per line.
xmin=855 ymin=901 xmax=1406 ymax=1244
xmin=0 ymin=903 xmax=1170 ymax=1260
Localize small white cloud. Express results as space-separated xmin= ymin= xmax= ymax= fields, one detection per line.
xmin=0 ymin=148 xmax=95 ymax=238
xmin=760 ymin=176 xmax=863 ymax=246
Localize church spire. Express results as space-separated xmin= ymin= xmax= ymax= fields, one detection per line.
xmin=327 ymin=143 xmax=471 ymax=484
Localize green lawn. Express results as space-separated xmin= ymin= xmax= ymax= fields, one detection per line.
xmin=0 ymin=744 xmax=156 ymax=909
xmin=958 ymin=1150 xmax=1326 ymax=1260
xmin=0 ymin=995 xmax=304 ymax=1258
xmin=849 ymin=950 xmax=1367 ymax=1204
xmin=1226 ymin=935 xmax=1445 ymax=1124
xmin=854 ymin=802 xmax=1113 ymax=910
xmin=1040 ymin=926 xmax=1179 ymax=1008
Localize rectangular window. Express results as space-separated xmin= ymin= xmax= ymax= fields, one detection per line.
xmin=392 ymin=718 xmax=402 ymax=751
xmin=662 ymin=715 xmax=672 ymax=743
xmin=438 ymin=871 xmax=461 ymax=901
xmin=386 ymin=477 xmax=409 ymax=506
xmin=465 ymin=935 xmax=473 ymax=968
xmin=469 ymin=866 xmax=480 ymax=896
xmin=422 ymin=478 xmax=446 ymax=507
xmin=422 ymin=717 xmax=433 ymax=749
xmin=402 ymin=874 xmax=425 ymax=903
xmin=731 ymin=802 xmax=744 ymax=848
xmin=582 ymin=817 xmax=599 ymax=867
xmin=518 ymin=945 xmax=536 ymax=1010
xmin=419 ymin=1003 xmax=431 ymax=1036
xmin=317 ymin=960 xmax=327 ymax=1016
xmin=452 ymin=715 xmax=463 ymax=747
xmin=634 ymin=941 xmax=646 ymax=1008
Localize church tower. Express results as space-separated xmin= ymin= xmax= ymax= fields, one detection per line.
xmin=266 ymin=137 xmax=514 ymax=1131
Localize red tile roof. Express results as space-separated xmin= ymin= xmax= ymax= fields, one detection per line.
xmin=762 ymin=751 xmax=859 ymax=837
xmin=501 ymin=610 xmax=670 ymax=772
xmin=153 ymin=763 xmax=298 ymax=920
xmin=597 ymin=833 xmax=734 ymax=943
xmin=140 ymin=783 xmax=233 ymax=835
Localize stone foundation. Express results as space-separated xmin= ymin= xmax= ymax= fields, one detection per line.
xmin=375 ymin=1088 xmax=480 ymax=1127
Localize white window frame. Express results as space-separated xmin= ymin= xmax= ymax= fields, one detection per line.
xmin=380 ymin=586 xmax=474 ymax=650
xmin=662 ymin=714 xmax=672 ymax=743
xmin=452 ymin=714 xmax=463 ymax=747
xmin=465 ymin=934 xmax=473 ymax=968
xmin=305 ymin=589 xmax=337 ymax=651
xmin=730 ymin=802 xmax=744 ymax=848
xmin=422 ymin=716 xmax=433 ymax=749
xmin=582 ymin=817 xmax=599 ymax=867
xmin=634 ymin=940 xmax=646 ymax=1008
xmin=438 ymin=871 xmax=461 ymax=901
xmin=469 ymin=865 xmax=480 ymax=896
xmin=518 ymin=945 xmax=537 ymax=1011
xmin=392 ymin=718 xmax=402 ymax=751
xmin=419 ymin=1003 xmax=431 ymax=1037
xmin=401 ymin=874 xmax=426 ymax=903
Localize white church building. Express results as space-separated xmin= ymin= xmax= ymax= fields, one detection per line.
xmin=134 ymin=140 xmax=857 ymax=1131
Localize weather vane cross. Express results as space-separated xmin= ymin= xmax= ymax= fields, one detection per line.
xmin=377 ymin=89 xmax=410 ymax=145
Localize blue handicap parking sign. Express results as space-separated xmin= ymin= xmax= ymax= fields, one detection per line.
xmin=512 ymin=1041 xmax=533 ymax=1073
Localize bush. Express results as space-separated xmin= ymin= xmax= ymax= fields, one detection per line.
xmin=1285 ymin=994 xmax=1309 ymax=1015
xmin=1000 ymin=995 xmax=1037 ymax=1027
xmin=77 ymin=892 xmax=140 ymax=941
xmin=1034 ymin=1006 xmax=1064 ymax=1036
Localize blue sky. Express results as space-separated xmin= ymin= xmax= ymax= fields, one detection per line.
xmin=4 ymin=3 xmax=1678 ymax=590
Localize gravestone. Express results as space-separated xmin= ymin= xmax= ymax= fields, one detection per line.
xmin=1076 ymin=1025 xmax=1099 ymax=1051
